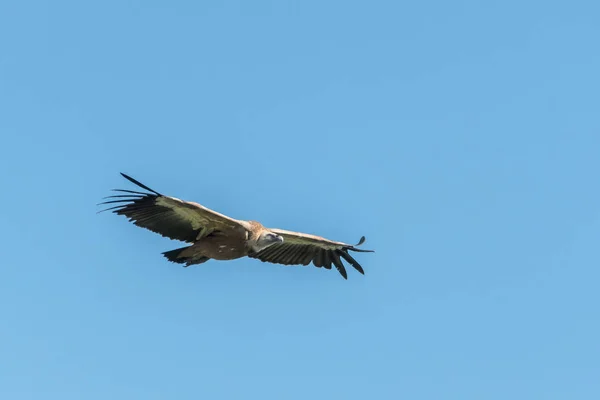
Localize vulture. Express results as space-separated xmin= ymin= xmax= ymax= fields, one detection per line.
xmin=99 ymin=173 xmax=373 ymax=279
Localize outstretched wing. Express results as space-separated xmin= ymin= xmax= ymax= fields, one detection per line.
xmin=248 ymin=229 xmax=374 ymax=279
xmin=98 ymin=173 xmax=250 ymax=242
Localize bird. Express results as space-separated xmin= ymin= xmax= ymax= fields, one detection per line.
xmin=98 ymin=173 xmax=374 ymax=279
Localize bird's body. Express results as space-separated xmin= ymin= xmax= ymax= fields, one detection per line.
xmin=99 ymin=173 xmax=373 ymax=279
xmin=182 ymin=233 xmax=249 ymax=261
xmin=164 ymin=220 xmax=272 ymax=263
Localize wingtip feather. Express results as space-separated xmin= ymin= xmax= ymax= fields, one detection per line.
xmin=119 ymin=172 xmax=162 ymax=195
xmin=349 ymin=235 xmax=374 ymax=252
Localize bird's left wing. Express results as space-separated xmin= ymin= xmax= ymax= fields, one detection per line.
xmin=98 ymin=173 xmax=250 ymax=242
xmin=248 ymin=228 xmax=374 ymax=279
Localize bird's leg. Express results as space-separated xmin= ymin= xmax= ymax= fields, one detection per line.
xmin=195 ymin=226 xmax=213 ymax=240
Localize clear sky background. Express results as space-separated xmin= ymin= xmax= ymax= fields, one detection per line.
xmin=1 ymin=1 xmax=599 ymax=399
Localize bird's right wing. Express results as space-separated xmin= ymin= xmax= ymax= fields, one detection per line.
xmin=249 ymin=228 xmax=374 ymax=279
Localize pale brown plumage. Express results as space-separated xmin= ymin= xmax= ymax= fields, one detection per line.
xmin=98 ymin=173 xmax=373 ymax=279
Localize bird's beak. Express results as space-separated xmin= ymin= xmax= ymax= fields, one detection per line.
xmin=276 ymin=235 xmax=284 ymax=243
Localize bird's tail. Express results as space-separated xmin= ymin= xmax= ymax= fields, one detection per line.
xmin=162 ymin=246 xmax=210 ymax=267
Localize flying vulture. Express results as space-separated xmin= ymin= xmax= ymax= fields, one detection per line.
xmin=99 ymin=173 xmax=373 ymax=279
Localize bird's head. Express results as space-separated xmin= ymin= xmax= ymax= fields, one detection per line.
xmin=252 ymin=231 xmax=284 ymax=252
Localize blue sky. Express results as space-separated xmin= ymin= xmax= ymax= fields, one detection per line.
xmin=1 ymin=0 xmax=599 ymax=398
